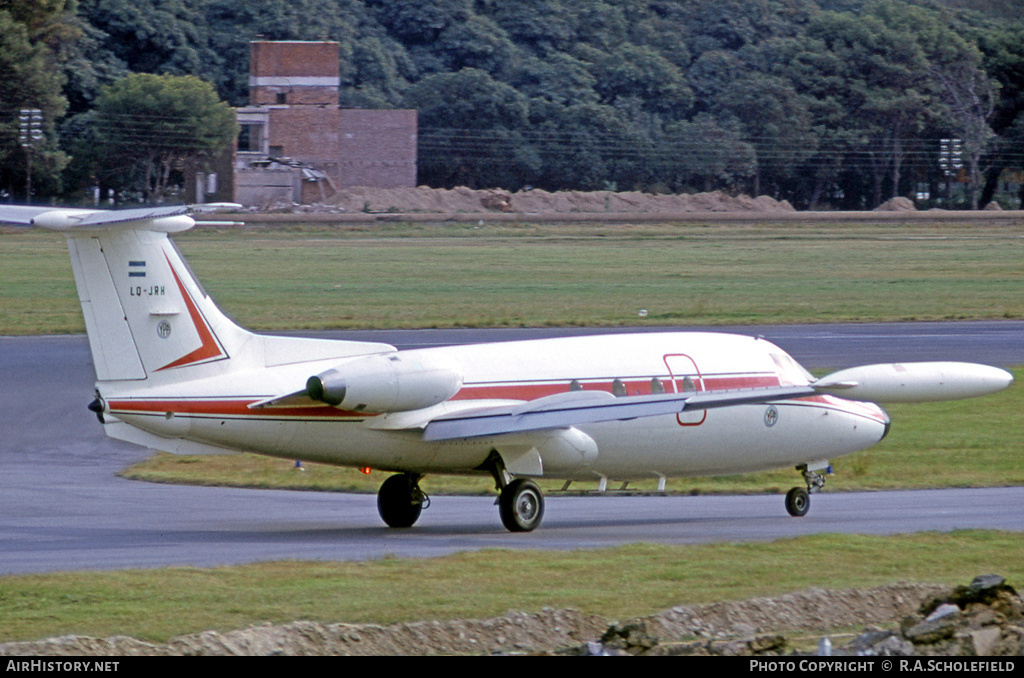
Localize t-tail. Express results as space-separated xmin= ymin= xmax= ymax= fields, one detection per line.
xmin=31 ymin=205 xmax=251 ymax=383
xmin=3 ymin=203 xmax=395 ymax=457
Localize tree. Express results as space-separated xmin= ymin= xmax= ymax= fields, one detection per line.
xmin=366 ymin=0 xmax=472 ymax=45
xmin=513 ymin=53 xmax=598 ymax=107
xmin=590 ymin=44 xmax=693 ymax=116
xmin=662 ymin=114 xmax=757 ymax=192
xmin=710 ymin=72 xmax=818 ymax=200
xmin=971 ymin=21 xmax=1024 ymax=207
xmin=0 ymin=2 xmax=72 ymax=200
xmin=528 ymin=101 xmax=645 ymax=191
xmin=774 ymin=2 xmax=945 ymax=207
xmin=79 ymin=0 xmax=215 ymax=79
xmin=930 ymin=50 xmax=998 ymax=210
xmin=86 ymin=73 xmax=237 ymax=202
xmin=41 ymin=0 xmax=1020 ymax=201
xmin=486 ymin=0 xmax=580 ymax=56
xmin=434 ymin=14 xmax=521 ymax=79
xmin=405 ymin=68 xmax=536 ymax=188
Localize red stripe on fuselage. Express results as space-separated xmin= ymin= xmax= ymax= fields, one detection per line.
xmin=106 ymin=375 xmax=888 ymax=425
xmin=107 ymin=398 xmax=364 ymax=419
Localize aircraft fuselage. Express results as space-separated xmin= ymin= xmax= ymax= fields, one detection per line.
xmin=100 ymin=332 xmax=890 ymax=482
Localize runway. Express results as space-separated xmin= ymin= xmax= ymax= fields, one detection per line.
xmin=1 ymin=322 xmax=1021 ymax=574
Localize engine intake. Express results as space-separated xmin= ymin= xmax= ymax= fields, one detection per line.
xmin=306 ymin=353 xmax=463 ymax=412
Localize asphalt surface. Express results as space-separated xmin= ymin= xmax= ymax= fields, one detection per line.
xmin=1 ymin=321 xmax=1021 ymax=574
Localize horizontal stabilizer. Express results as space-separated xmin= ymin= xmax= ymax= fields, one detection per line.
xmin=0 ymin=203 xmax=241 ymax=233
xmin=813 ymin=362 xmax=1013 ymax=403
xmin=422 ymin=384 xmax=816 ymax=441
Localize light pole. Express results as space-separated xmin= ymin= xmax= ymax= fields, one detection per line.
xmin=18 ymin=109 xmax=43 ymax=204
xmin=938 ymin=138 xmax=962 ymax=208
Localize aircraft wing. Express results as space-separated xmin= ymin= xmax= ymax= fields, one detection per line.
xmin=421 ymin=384 xmax=817 ymax=441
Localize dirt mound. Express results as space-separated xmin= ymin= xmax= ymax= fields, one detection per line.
xmin=0 ymin=582 xmax=953 ymax=656
xmin=322 ymin=186 xmax=795 ymax=215
xmin=874 ymin=197 xmax=917 ymax=212
xmin=0 ymin=608 xmax=607 ymax=657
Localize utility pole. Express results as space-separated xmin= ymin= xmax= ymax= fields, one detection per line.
xmin=18 ymin=109 xmax=43 ymax=204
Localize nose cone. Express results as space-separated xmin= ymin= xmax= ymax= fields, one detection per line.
xmin=880 ymin=413 xmax=891 ymax=441
xmin=866 ymin=403 xmax=891 ymax=442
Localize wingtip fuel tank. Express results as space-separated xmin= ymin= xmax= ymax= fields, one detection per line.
xmin=813 ymin=361 xmax=1013 ymax=403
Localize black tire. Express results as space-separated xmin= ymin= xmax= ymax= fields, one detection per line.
xmin=785 ymin=487 xmax=810 ymax=517
xmin=498 ymin=479 xmax=544 ymax=532
xmin=377 ymin=474 xmax=423 ymax=528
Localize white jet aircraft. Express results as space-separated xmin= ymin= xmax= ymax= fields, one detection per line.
xmin=1 ymin=204 xmax=1013 ymax=531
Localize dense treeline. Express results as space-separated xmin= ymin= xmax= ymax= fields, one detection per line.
xmin=2 ymin=0 xmax=1023 ymax=208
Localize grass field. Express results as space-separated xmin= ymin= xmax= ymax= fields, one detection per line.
xmin=1 ymin=218 xmax=1021 ymax=647
xmin=1 ymin=532 xmax=1021 ymax=644
xmin=1 ymin=219 xmax=1022 ymax=334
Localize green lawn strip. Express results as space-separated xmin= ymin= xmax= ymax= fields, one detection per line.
xmin=1 ymin=532 xmax=1020 ymax=644
xmin=2 ymin=221 xmax=1022 ymax=335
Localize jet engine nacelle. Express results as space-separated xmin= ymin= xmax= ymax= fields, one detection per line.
xmin=814 ymin=361 xmax=1013 ymax=403
xmin=306 ymin=353 xmax=463 ymax=413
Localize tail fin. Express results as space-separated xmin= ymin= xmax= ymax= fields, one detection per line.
xmin=3 ymin=203 xmax=395 ymax=385
xmin=18 ymin=204 xmax=251 ymax=383
xmin=65 ymin=228 xmax=250 ymax=381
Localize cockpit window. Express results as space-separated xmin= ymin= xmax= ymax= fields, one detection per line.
xmin=771 ymin=353 xmax=814 ymax=385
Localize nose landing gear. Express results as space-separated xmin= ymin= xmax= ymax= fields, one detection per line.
xmin=784 ymin=463 xmax=830 ymax=517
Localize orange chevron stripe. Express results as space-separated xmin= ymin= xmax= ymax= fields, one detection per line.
xmin=156 ymin=252 xmax=227 ymax=371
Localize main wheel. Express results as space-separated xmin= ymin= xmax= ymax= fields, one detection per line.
xmin=785 ymin=487 xmax=810 ymax=517
xmin=377 ymin=473 xmax=424 ymax=528
xmin=498 ymin=479 xmax=544 ymax=532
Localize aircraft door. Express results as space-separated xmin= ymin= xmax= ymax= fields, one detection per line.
xmin=663 ymin=353 xmax=706 ymax=426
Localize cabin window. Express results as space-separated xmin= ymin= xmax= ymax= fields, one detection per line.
xmin=612 ymin=379 xmax=626 ymax=397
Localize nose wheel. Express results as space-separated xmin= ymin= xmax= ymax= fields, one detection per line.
xmin=785 ymin=487 xmax=810 ymax=517
xmin=785 ymin=464 xmax=829 ymax=517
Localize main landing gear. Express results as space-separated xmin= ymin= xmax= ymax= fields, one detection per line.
xmin=377 ymin=473 xmax=428 ymax=528
xmin=375 ymin=470 xmax=545 ymax=532
xmin=484 ymin=452 xmax=545 ymax=532
xmin=498 ymin=478 xmax=545 ymax=532
xmin=784 ymin=463 xmax=830 ymax=517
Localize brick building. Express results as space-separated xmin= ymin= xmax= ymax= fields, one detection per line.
xmin=219 ymin=41 xmax=417 ymax=206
